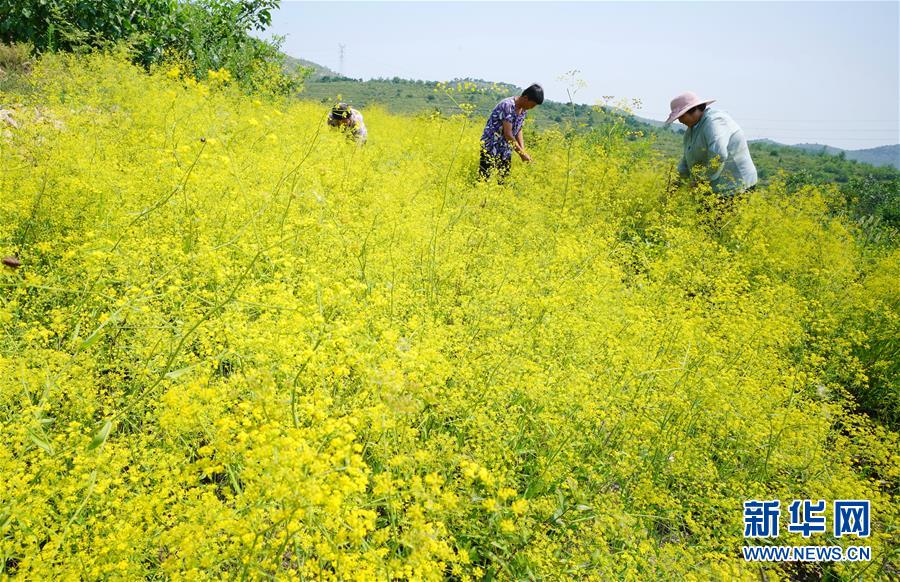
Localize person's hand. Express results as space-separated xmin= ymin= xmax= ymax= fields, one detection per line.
xmin=519 ymin=151 xmax=532 ymax=163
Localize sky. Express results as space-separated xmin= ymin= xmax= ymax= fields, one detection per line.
xmin=265 ymin=1 xmax=900 ymax=150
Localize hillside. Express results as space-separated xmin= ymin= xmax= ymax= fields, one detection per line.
xmin=1 ymin=51 xmax=898 ymax=580
xmin=791 ymin=143 xmax=900 ymax=170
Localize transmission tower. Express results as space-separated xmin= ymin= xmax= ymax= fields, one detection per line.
xmin=338 ymin=44 xmax=346 ymax=76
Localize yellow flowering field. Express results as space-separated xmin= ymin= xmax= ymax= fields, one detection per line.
xmin=1 ymin=52 xmax=898 ymax=580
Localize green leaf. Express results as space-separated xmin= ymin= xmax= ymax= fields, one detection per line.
xmin=87 ymin=419 xmax=112 ymax=451
xmin=164 ymin=364 xmax=196 ymax=380
xmin=79 ymin=313 xmax=121 ymax=351
xmin=28 ymin=428 xmax=53 ymax=454
xmin=79 ymin=327 xmax=105 ymax=350
xmin=69 ymin=321 xmax=81 ymax=343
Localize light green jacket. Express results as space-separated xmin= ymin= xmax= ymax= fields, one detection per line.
xmin=677 ymin=109 xmax=758 ymax=194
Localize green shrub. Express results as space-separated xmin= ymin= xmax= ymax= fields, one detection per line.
xmin=0 ymin=0 xmax=305 ymax=94
xmin=0 ymin=41 xmax=33 ymax=74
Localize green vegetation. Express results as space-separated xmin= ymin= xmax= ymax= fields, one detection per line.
xmin=0 ymin=0 xmax=306 ymax=93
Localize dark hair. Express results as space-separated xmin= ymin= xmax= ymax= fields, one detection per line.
xmin=522 ymin=83 xmax=544 ymax=105
xmin=688 ymin=103 xmax=707 ymax=115
xmin=330 ymin=102 xmax=351 ymax=120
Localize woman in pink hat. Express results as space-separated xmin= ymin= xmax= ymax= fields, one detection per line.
xmin=666 ymin=92 xmax=757 ymax=195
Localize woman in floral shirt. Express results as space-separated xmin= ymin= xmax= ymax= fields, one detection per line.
xmin=479 ymin=83 xmax=543 ymax=180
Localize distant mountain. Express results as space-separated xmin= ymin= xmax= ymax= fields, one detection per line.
xmin=791 ymin=143 xmax=844 ymax=156
xmin=799 ymin=143 xmax=899 ymax=170
xmin=753 ymin=140 xmax=900 ymax=170
xmin=850 ymin=145 xmax=900 ymax=169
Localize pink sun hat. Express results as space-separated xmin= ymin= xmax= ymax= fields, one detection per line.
xmin=665 ymin=91 xmax=716 ymax=125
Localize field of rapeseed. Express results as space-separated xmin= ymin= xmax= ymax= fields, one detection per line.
xmin=1 ymin=52 xmax=898 ymax=580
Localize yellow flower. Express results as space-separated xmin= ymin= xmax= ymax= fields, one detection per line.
xmin=2 ymin=49 xmax=893 ymax=582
